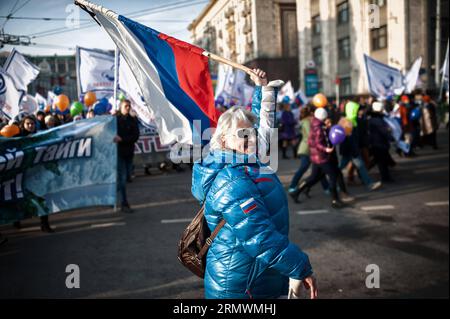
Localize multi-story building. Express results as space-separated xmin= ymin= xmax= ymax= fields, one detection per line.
xmin=188 ymin=0 xmax=300 ymax=88
xmin=297 ymin=0 xmax=449 ymax=97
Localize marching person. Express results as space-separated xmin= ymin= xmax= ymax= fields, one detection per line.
xmin=289 ymin=105 xmax=329 ymax=197
xmin=339 ymin=102 xmax=382 ymax=191
xmin=369 ymin=102 xmax=395 ymax=183
xmin=114 ymin=99 xmax=140 ymax=213
xmin=13 ymin=115 xmax=55 ymax=233
xmin=420 ymin=95 xmax=439 ymax=149
xmin=290 ymin=108 xmax=345 ymax=209
xmin=279 ymin=102 xmax=298 ymax=159
xmin=192 ymin=69 xmax=317 ymax=299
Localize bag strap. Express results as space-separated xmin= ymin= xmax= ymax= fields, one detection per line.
xmin=198 ymin=215 xmax=226 ymax=260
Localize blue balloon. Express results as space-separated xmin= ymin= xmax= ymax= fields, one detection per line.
xmin=93 ymin=101 xmax=107 ymax=115
xmin=215 ymin=96 xmax=225 ymax=106
xmin=53 ymin=86 xmax=63 ymax=95
xmin=329 ymin=125 xmax=346 ymax=145
xmin=410 ymin=108 xmax=421 ymax=121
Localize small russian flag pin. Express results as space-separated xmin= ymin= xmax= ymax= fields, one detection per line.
xmin=240 ymin=198 xmax=258 ymax=214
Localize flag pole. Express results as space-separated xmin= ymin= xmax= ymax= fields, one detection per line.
xmin=113 ymin=46 xmax=119 ymax=110
xmin=203 ymin=51 xmax=255 ymax=76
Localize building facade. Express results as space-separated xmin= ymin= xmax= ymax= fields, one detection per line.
xmin=297 ymin=0 xmax=449 ymax=97
xmin=188 ymin=0 xmax=300 ymax=88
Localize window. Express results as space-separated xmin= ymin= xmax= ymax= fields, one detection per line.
xmin=312 ymin=15 xmax=321 ymax=35
xmin=313 ymin=46 xmax=322 ymax=67
xmin=337 ymin=1 xmax=349 ymax=24
xmin=338 ymin=37 xmax=351 ymax=60
xmin=371 ymin=25 xmax=387 ymax=51
xmin=340 ymin=77 xmax=352 ymax=96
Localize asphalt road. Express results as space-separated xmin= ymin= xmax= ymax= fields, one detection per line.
xmin=0 ymin=131 xmax=448 ymax=299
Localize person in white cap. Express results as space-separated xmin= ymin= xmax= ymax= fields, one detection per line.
xmin=369 ymin=102 xmax=395 ymax=182
xmin=290 ymin=107 xmax=345 ymax=208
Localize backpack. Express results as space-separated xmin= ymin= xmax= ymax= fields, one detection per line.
xmin=177 ymin=204 xmax=225 ymax=278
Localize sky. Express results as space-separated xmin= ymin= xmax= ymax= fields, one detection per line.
xmin=0 ymin=0 xmax=209 ymax=56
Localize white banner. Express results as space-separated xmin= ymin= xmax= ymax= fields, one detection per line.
xmin=76 ymin=46 xmax=114 ymax=99
xmin=117 ymin=53 xmax=155 ymax=129
xmin=364 ymin=54 xmax=404 ymax=100
xmin=3 ymin=48 xmax=40 ymax=92
xmin=0 ymin=70 xmax=23 ymax=119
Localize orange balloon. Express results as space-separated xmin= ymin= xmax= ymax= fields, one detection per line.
xmin=84 ymin=91 xmax=97 ymax=107
xmin=338 ymin=117 xmax=353 ymax=136
xmin=55 ymin=94 xmax=70 ymax=112
xmin=0 ymin=124 xmax=21 ymax=138
xmin=312 ymin=93 xmax=328 ymax=108
xmin=44 ymin=105 xmax=51 ymax=113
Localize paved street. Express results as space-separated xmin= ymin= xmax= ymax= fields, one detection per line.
xmin=0 ymin=130 xmax=448 ymax=299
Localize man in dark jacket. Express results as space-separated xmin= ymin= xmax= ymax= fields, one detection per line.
xmin=114 ymin=100 xmax=140 ymax=213
xmin=369 ymin=102 xmax=394 ymax=182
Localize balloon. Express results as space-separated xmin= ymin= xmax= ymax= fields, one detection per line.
xmin=410 ymin=108 xmax=421 ymax=121
xmin=118 ymin=92 xmax=126 ymax=101
xmin=338 ymin=117 xmax=353 ymax=136
xmin=70 ymin=102 xmax=84 ymax=117
xmin=0 ymin=124 xmax=20 ymax=138
xmin=105 ymin=103 xmax=113 ymax=113
xmin=329 ymin=125 xmax=346 ymax=145
xmin=84 ymin=91 xmax=97 ymax=107
xmin=312 ymin=93 xmax=328 ymax=108
xmin=55 ymin=94 xmax=70 ymax=112
xmin=53 ymin=86 xmax=63 ymax=95
xmin=44 ymin=105 xmax=52 ymax=113
xmin=216 ymin=96 xmax=225 ymax=106
xmin=93 ymin=101 xmax=107 ymax=115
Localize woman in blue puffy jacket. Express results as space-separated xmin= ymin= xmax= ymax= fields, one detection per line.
xmin=192 ymin=69 xmax=317 ymax=299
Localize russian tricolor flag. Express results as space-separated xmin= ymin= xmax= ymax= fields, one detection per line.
xmin=77 ymin=0 xmax=219 ymax=145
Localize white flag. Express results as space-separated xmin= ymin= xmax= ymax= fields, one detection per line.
xmin=403 ymin=57 xmax=423 ymax=94
xmin=215 ymin=64 xmax=233 ymax=99
xmin=20 ymin=94 xmax=39 ymax=114
xmin=76 ymin=46 xmax=114 ymax=99
xmin=364 ymin=54 xmax=405 ymax=100
xmin=118 ymin=53 xmax=155 ymax=128
xmin=0 ymin=70 xmax=23 ymax=119
xmin=277 ymin=81 xmax=295 ymax=103
xmin=47 ymin=90 xmax=56 ymax=107
xmin=3 ymin=48 xmax=40 ymax=92
xmin=35 ymin=93 xmax=47 ymax=110
xmin=442 ymin=41 xmax=449 ymax=91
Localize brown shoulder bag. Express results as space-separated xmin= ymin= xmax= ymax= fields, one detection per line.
xmin=177 ymin=204 xmax=226 ymax=278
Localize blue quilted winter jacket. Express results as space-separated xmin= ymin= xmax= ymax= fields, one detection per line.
xmin=192 ymin=87 xmax=313 ymax=299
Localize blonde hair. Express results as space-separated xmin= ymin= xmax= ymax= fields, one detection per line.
xmin=210 ymin=106 xmax=257 ymax=150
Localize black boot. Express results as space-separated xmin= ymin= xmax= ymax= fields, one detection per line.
xmin=40 ymin=216 xmax=55 ymax=233
xmin=331 ymin=188 xmax=345 ymax=209
xmin=289 ymin=181 xmax=309 ymax=204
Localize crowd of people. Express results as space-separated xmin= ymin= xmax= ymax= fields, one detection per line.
xmin=275 ymin=90 xmax=444 ymax=209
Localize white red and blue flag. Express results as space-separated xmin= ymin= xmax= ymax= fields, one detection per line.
xmin=240 ymin=198 xmax=258 ymax=214
xmin=76 ymin=0 xmax=220 ymax=145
